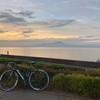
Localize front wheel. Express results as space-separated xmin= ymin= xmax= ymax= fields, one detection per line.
xmin=29 ymin=69 xmax=49 ymax=91
xmin=0 ymin=70 xmax=18 ymax=91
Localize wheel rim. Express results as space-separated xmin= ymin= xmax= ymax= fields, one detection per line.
xmin=0 ymin=70 xmax=18 ymax=91
xmin=29 ymin=70 xmax=49 ymax=90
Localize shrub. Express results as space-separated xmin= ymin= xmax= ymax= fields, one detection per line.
xmin=52 ymin=73 xmax=100 ymax=99
xmin=51 ymin=73 xmax=66 ymax=90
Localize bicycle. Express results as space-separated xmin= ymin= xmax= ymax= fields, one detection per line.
xmin=0 ymin=61 xmax=49 ymax=92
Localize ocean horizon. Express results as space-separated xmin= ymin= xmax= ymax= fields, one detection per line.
xmin=0 ymin=47 xmax=100 ymax=62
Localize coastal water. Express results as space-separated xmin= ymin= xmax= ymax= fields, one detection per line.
xmin=0 ymin=47 xmax=100 ymax=62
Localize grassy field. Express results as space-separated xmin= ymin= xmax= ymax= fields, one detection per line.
xmin=0 ymin=57 xmax=100 ymax=99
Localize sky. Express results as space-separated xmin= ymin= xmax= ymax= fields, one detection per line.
xmin=0 ymin=0 xmax=100 ymax=46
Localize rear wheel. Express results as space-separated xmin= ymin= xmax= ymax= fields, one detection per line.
xmin=29 ymin=69 xmax=49 ymax=91
xmin=0 ymin=70 xmax=18 ymax=91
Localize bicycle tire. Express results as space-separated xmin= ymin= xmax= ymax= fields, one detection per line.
xmin=29 ymin=69 xmax=49 ymax=91
xmin=0 ymin=70 xmax=18 ymax=91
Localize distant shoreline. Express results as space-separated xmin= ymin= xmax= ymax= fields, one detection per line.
xmin=0 ymin=46 xmax=100 ymax=48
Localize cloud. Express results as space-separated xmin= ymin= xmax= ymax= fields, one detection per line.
xmin=0 ymin=11 xmax=26 ymax=24
xmin=1 ymin=16 xmax=26 ymax=24
xmin=86 ymin=6 xmax=100 ymax=11
xmin=74 ymin=35 xmax=100 ymax=44
xmin=18 ymin=10 xmax=35 ymax=18
xmin=49 ymin=19 xmax=76 ymax=27
xmin=79 ymin=35 xmax=100 ymax=40
xmin=23 ymin=30 xmax=33 ymax=34
xmin=0 ymin=9 xmax=77 ymax=28
xmin=5 ymin=9 xmax=35 ymax=18
xmin=33 ymin=19 xmax=76 ymax=28
xmin=22 ymin=29 xmax=34 ymax=37
xmin=0 ymin=9 xmax=35 ymax=24
xmin=77 ymin=0 xmax=100 ymax=12
xmin=0 ymin=29 xmax=7 ymax=33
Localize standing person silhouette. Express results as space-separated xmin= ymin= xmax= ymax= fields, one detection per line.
xmin=7 ymin=51 xmax=9 ymax=55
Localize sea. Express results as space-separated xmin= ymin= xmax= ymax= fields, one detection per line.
xmin=0 ymin=47 xmax=100 ymax=62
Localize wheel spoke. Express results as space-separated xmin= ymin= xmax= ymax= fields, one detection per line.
xmin=0 ymin=70 xmax=18 ymax=91
xmin=29 ymin=70 xmax=49 ymax=91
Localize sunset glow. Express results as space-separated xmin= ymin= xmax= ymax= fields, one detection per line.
xmin=0 ymin=0 xmax=100 ymax=46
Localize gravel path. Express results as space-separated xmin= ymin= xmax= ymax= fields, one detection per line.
xmin=0 ymin=89 xmax=94 ymax=100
